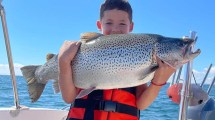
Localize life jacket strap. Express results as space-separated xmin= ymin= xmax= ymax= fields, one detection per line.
xmin=120 ymin=87 xmax=136 ymax=95
xmin=68 ymin=88 xmax=138 ymax=120
xmin=73 ymin=99 xmax=140 ymax=118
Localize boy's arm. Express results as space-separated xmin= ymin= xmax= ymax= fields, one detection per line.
xmin=136 ymin=57 xmax=175 ymax=110
xmin=58 ymin=41 xmax=81 ymax=103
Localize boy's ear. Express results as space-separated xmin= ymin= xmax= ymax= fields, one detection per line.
xmin=129 ymin=22 xmax=134 ymax=32
xmin=96 ymin=20 xmax=102 ymax=31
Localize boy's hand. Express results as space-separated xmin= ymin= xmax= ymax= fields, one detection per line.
xmin=152 ymin=57 xmax=176 ymax=85
xmin=58 ymin=41 xmax=81 ymax=64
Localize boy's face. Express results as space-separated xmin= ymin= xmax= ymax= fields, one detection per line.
xmin=97 ymin=9 xmax=133 ymax=35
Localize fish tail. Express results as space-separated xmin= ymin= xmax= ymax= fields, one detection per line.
xmin=20 ymin=65 xmax=46 ymax=103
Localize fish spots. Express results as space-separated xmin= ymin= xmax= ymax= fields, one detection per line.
xmin=73 ymin=34 xmax=174 ymax=85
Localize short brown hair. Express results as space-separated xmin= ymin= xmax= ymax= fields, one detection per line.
xmin=100 ymin=0 xmax=133 ymax=22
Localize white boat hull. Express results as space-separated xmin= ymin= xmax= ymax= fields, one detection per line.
xmin=0 ymin=106 xmax=68 ymax=120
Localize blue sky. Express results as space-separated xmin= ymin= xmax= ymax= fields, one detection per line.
xmin=0 ymin=0 xmax=215 ymax=84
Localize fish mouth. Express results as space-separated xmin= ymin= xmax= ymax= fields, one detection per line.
xmin=189 ymin=48 xmax=201 ymax=58
xmin=183 ymin=39 xmax=201 ymax=63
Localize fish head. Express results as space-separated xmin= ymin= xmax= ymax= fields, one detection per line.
xmin=155 ymin=37 xmax=201 ymax=68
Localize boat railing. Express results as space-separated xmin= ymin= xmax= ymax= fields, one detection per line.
xmin=176 ymin=67 xmax=183 ymax=84
xmin=0 ymin=1 xmax=20 ymax=109
xmin=178 ymin=31 xmax=197 ymax=120
xmin=170 ymin=66 xmax=183 ymax=86
xmin=207 ymin=76 xmax=215 ymax=94
xmin=200 ymin=64 xmax=213 ymax=87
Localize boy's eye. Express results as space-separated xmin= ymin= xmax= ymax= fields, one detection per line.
xmin=120 ymin=23 xmax=126 ymax=26
xmin=106 ymin=22 xmax=112 ymax=25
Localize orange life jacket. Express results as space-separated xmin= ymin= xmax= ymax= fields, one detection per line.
xmin=67 ymin=87 xmax=140 ymax=120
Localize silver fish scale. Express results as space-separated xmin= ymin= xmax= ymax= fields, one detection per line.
xmin=72 ymin=34 xmax=157 ymax=89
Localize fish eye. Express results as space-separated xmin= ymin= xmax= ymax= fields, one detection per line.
xmin=177 ymin=42 xmax=185 ymax=47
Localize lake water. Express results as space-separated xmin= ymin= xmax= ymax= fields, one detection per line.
xmin=0 ymin=75 xmax=214 ymax=120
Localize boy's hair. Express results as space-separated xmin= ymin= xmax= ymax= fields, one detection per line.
xmin=100 ymin=0 xmax=133 ymax=22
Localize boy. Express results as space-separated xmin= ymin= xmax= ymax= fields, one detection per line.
xmin=58 ymin=0 xmax=175 ymax=120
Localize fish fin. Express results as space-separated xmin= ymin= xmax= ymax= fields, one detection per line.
xmin=20 ymin=65 xmax=46 ymax=102
xmin=139 ymin=65 xmax=158 ymax=80
xmin=46 ymin=53 xmax=56 ymax=61
xmin=53 ymin=80 xmax=60 ymax=93
xmin=76 ymin=87 xmax=96 ymax=99
xmin=80 ymin=32 xmax=103 ymax=43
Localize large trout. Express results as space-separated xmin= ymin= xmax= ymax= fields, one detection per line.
xmin=21 ymin=32 xmax=200 ymax=102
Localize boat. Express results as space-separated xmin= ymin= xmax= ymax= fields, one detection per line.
xmin=0 ymin=1 xmax=214 ymax=120
xmin=168 ymin=56 xmax=215 ymax=120
xmin=0 ymin=2 xmax=68 ymax=120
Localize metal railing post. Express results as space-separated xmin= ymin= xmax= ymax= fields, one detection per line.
xmin=207 ymin=76 xmax=215 ymax=94
xmin=178 ymin=31 xmax=197 ymax=120
xmin=200 ymin=64 xmax=213 ymax=87
xmin=176 ymin=66 xmax=183 ymax=83
xmin=170 ymin=72 xmax=177 ymax=86
xmin=0 ymin=2 xmax=20 ymax=109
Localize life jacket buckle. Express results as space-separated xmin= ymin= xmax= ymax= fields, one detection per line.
xmin=100 ymin=100 xmax=117 ymax=112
